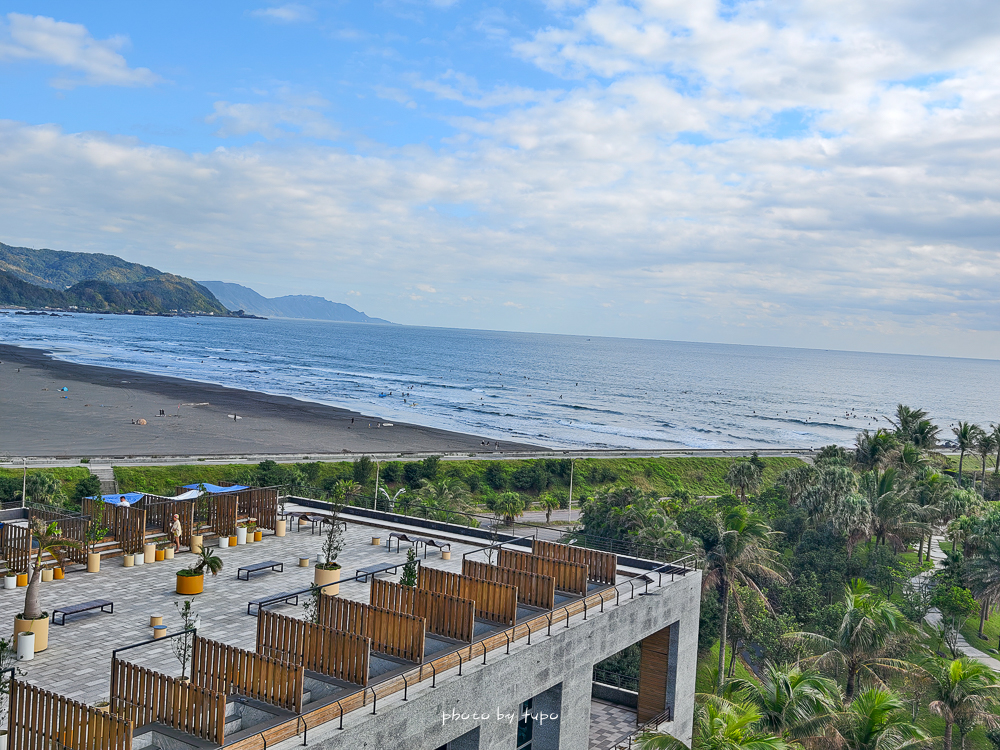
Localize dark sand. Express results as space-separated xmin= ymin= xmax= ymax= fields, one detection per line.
xmin=0 ymin=344 xmax=544 ymax=457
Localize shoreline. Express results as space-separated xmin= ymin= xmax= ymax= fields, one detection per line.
xmin=0 ymin=343 xmax=546 ymax=457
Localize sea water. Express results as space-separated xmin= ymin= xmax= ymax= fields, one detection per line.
xmin=1 ymin=312 xmax=996 ymax=450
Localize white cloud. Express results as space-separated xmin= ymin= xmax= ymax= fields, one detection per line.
xmin=3 ymin=1 xmax=1000 ymax=356
xmin=0 ymin=13 xmax=159 ymax=88
xmin=417 ymin=284 xmax=437 ymax=293
xmin=250 ymin=4 xmax=315 ymax=23
xmin=207 ymin=94 xmax=340 ymax=140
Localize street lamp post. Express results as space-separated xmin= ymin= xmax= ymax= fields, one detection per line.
xmin=22 ymin=457 xmax=27 ymax=509
xmin=567 ymin=458 xmax=575 ymax=522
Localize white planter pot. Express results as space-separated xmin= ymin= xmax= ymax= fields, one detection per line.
xmin=236 ymin=527 xmax=248 ymax=545
xmin=3 ymin=575 xmax=16 ymax=590
xmin=16 ymin=632 xmax=35 ymax=661
xmin=0 ymin=728 xmax=8 ymax=750
xmin=219 ymin=535 xmax=230 ymax=548
xmin=134 ymin=552 xmax=144 ymax=567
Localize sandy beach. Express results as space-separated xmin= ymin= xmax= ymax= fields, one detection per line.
xmin=0 ymin=344 xmax=544 ymax=457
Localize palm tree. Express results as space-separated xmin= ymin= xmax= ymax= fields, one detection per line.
xmin=965 ymin=536 xmax=1000 ymax=638
xmin=637 ymin=698 xmax=790 ymax=750
xmin=331 ymin=479 xmax=362 ymax=506
xmin=911 ymin=420 xmax=942 ymax=451
xmin=855 ymin=429 xmax=898 ymax=471
xmin=952 ymin=422 xmax=983 ymax=488
xmin=21 ymin=519 xmax=81 ymax=620
xmin=893 ymin=444 xmax=928 ymax=475
xmin=831 ymin=493 xmax=873 ymax=558
xmin=777 ymin=465 xmax=815 ymax=506
xmin=417 ymin=478 xmax=470 ymax=514
xmin=704 ymin=507 xmax=788 ymax=691
xmin=789 ymin=579 xmax=911 ymax=701
xmin=992 ymin=425 xmax=1000 ymax=477
xmin=725 ymin=461 xmax=762 ymax=502
xmin=490 ymin=491 xmax=525 ymax=527
xmin=834 ymin=687 xmax=928 ymax=750
xmin=923 ymin=656 xmax=1000 ymax=750
xmin=859 ymin=469 xmax=912 ymax=548
xmin=728 ymin=662 xmax=840 ymax=740
xmin=975 ymin=432 xmax=997 ymax=493
xmin=538 ymin=494 xmax=560 ymax=524
xmin=888 ymin=405 xmax=929 ymax=443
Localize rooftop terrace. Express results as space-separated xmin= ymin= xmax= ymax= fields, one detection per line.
xmin=1 ymin=499 xmax=700 ymax=750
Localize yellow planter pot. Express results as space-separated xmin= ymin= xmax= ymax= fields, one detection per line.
xmin=53 ymin=568 xmax=64 ymax=580
xmin=155 ymin=549 xmax=165 ymax=562
xmin=253 ymin=531 xmax=263 ymax=542
xmin=229 ymin=535 xmax=238 ymax=547
xmin=314 ymin=565 xmax=341 ymax=596
xmin=176 ymin=573 xmax=204 ymax=595
xmin=14 ymin=614 xmax=49 ymax=652
xmin=15 ymin=573 xmax=27 ymax=587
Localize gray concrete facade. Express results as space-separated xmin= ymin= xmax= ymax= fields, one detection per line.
xmin=276 ymin=571 xmax=702 ymax=750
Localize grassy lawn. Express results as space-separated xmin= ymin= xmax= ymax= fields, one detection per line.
xmin=0 ymin=466 xmax=92 ymax=497
xmin=113 ymin=456 xmax=808 ymax=500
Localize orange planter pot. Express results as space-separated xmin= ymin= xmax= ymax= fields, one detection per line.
xmin=155 ymin=550 xmax=165 ymax=562
xmin=15 ymin=573 xmax=28 ymax=587
xmin=253 ymin=531 xmax=263 ymax=542
xmin=229 ymin=536 xmax=238 ymax=547
xmin=53 ymin=568 xmax=65 ymax=580
xmin=176 ymin=573 xmax=204 ymax=595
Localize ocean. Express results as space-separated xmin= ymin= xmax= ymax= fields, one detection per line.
xmin=1 ymin=312 xmax=996 ymax=450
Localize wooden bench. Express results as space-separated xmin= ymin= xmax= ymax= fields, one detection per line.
xmin=248 ymin=590 xmax=300 ymax=616
xmin=356 ymin=560 xmax=409 ymax=583
xmin=51 ymin=599 xmax=114 ymax=626
xmin=237 ymin=560 xmax=284 ymax=581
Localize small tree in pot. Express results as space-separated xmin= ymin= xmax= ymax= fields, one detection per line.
xmin=85 ymin=502 xmax=109 ymax=572
xmin=16 ymin=519 xmax=80 ymax=652
xmin=315 ymin=505 xmax=344 ymax=594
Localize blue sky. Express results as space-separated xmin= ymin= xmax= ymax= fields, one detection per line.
xmin=1 ymin=1 xmax=999 ymax=358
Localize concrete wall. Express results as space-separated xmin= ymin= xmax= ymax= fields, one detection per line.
xmin=286 ymin=571 xmax=701 ymax=750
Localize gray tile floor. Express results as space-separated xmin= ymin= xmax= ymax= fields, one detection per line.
xmin=5 ymin=512 xmax=482 ymax=706
xmin=589 ymin=699 xmax=639 ymax=749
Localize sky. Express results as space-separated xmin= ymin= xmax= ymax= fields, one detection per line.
xmin=1 ymin=1 xmax=999 ymax=358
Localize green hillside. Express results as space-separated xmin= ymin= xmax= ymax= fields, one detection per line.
xmin=0 ymin=242 xmax=231 ymax=315
xmin=0 ymin=242 xmax=161 ymax=289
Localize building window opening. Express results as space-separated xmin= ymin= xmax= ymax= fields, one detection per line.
xmin=517 ymin=697 xmax=534 ymax=750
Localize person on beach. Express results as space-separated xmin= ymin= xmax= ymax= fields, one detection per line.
xmin=170 ymin=514 xmax=183 ymax=552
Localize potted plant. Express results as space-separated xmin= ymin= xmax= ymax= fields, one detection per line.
xmin=314 ymin=507 xmax=344 ymax=595
xmin=173 ymin=600 xmax=198 ymax=679
xmin=155 ymin=542 xmax=170 ymax=562
xmin=85 ymin=502 xmax=109 ymax=573
xmin=276 ymin=496 xmax=287 ymax=537
xmin=3 ymin=572 xmax=15 ymax=590
xmin=175 ymin=546 xmax=222 ymax=595
xmin=248 ymin=519 xmax=262 ymax=542
xmin=235 ymin=521 xmax=251 ymax=545
xmin=15 ymin=519 xmax=80 ymax=653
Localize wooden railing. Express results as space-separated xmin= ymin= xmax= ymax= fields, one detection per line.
xmin=498 ymin=549 xmax=589 ymax=596
xmin=8 ymin=679 xmax=133 ymax=750
xmin=235 ymin=486 xmax=279 ymax=532
xmin=192 ymin=635 xmax=304 ymax=714
xmin=256 ymin=610 xmax=371 ymax=686
xmin=110 ymin=659 xmax=226 ymax=745
xmin=463 ymin=559 xmax=556 ymax=610
xmin=533 ymin=539 xmax=617 ymax=585
xmin=371 ymin=578 xmax=476 ymax=643
xmin=317 ymin=596 xmax=427 ymax=663
xmin=210 ymin=495 xmax=239 ymax=538
xmin=145 ymin=499 xmax=196 ymax=546
xmin=418 ymin=566 xmax=519 ymax=627
xmin=0 ymin=521 xmax=31 ymax=574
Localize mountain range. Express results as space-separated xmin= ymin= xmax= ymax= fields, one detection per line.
xmin=0 ymin=242 xmax=392 ymax=323
xmin=199 ymin=281 xmax=391 ymax=324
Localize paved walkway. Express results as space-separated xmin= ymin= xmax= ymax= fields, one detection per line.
xmin=589 ymin=699 xmax=637 ymax=749
xmin=919 ymin=535 xmax=1000 ymax=671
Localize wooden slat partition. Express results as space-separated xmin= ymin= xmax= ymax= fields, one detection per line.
xmin=0 ymin=521 xmax=31 ymax=574
xmin=210 ymin=494 xmax=239 ymax=538
xmin=533 ymin=539 xmax=618 ymax=585
xmin=317 ymin=596 xmax=427 ymax=663
xmin=8 ymin=678 xmax=133 ymax=750
xmin=370 ymin=579 xmax=476 ymax=642
xmin=256 ymin=610 xmax=370 ymax=686
xmin=417 ymin=566 xmax=519 ymax=627
xmin=234 ymin=486 xmax=279 ymax=532
xmin=498 ymin=549 xmax=589 ymax=596
xmin=110 ymin=659 xmax=225 ymax=745
xmin=192 ymin=635 xmax=304 ymax=714
xmin=145 ymin=499 xmax=195 ymax=546
xmin=28 ymin=505 xmax=90 ymax=565
xmin=462 ymin=559 xmax=556 ymax=611
xmin=637 ymin=624 xmax=671 ymax=722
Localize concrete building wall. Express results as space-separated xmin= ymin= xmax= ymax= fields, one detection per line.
xmin=290 ymin=571 xmax=701 ymax=750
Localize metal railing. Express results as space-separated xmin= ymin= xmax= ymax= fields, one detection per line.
xmin=608 ymin=708 xmax=673 ymax=749
xmin=593 ymin=668 xmax=639 ymax=692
